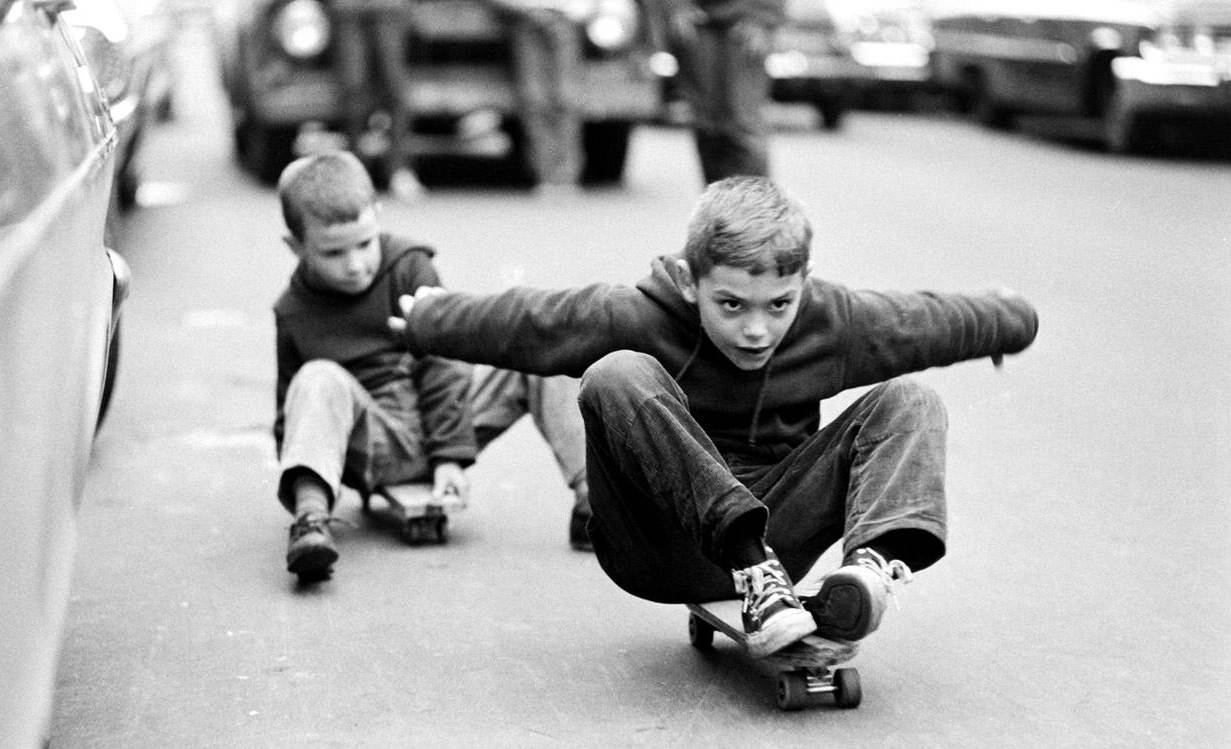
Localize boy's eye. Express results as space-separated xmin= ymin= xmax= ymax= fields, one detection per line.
xmin=769 ymin=299 xmax=793 ymax=313
xmin=719 ymin=299 xmax=742 ymax=312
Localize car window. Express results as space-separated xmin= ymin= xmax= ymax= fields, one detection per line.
xmin=0 ymin=2 xmax=106 ymax=227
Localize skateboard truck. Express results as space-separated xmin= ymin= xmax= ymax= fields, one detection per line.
xmin=686 ymin=601 xmax=862 ymax=711
xmin=362 ymin=483 xmax=464 ymax=544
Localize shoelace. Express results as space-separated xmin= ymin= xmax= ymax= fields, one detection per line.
xmin=291 ymin=514 xmax=355 ymax=535
xmin=734 ymin=561 xmax=797 ymax=619
xmin=855 ymin=548 xmax=913 ymax=609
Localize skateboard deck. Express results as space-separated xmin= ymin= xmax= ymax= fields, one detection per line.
xmin=363 ymin=483 xmax=464 ymax=544
xmin=686 ymin=599 xmax=861 ymax=710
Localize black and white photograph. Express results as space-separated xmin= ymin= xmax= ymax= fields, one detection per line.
xmin=2 ymin=0 xmax=1228 ymax=746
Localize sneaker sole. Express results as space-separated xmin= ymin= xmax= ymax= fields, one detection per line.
xmin=287 ymin=544 xmax=338 ymax=579
xmin=808 ymin=574 xmax=877 ymax=641
xmin=747 ymin=607 xmax=817 ymax=658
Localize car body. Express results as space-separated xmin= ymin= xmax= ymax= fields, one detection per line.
xmin=0 ymin=0 xmax=130 ymax=745
xmin=212 ymin=0 xmax=663 ymax=184
xmin=929 ymin=0 xmax=1231 ymax=152
xmin=63 ymin=0 xmax=175 ymax=212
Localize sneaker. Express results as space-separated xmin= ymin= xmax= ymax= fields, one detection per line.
xmin=802 ymin=548 xmax=912 ymax=641
xmin=286 ymin=513 xmax=339 ymax=580
xmin=734 ymin=554 xmax=817 ymax=658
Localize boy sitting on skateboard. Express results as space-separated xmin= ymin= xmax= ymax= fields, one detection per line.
xmin=388 ymin=176 xmax=1038 ymax=655
xmin=273 ymin=151 xmax=590 ymax=582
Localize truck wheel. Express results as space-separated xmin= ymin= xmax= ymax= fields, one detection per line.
xmin=1104 ymin=88 xmax=1148 ymax=154
xmin=238 ymin=120 xmax=297 ymax=184
xmin=582 ymin=121 xmax=632 ymax=184
xmin=968 ymin=71 xmax=1014 ymax=130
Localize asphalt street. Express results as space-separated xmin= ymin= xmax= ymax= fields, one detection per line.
xmin=48 ymin=18 xmax=1230 ymax=748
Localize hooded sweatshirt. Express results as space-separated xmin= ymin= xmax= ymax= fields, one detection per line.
xmin=402 ymin=255 xmax=1038 ymax=462
xmin=273 ymin=234 xmax=475 ymax=468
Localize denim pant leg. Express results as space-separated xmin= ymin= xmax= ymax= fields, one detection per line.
xmin=747 ymin=377 xmax=949 ymax=582
xmin=578 ymin=351 xmax=766 ymax=603
xmin=680 ymin=24 xmax=771 ymax=183
xmin=277 ymin=360 xmax=430 ymax=512
xmin=468 ymin=365 xmax=587 ymax=494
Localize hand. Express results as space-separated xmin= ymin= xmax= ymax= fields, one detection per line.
xmin=386 ymin=285 xmax=446 ymax=335
xmin=432 ymin=461 xmax=469 ymax=505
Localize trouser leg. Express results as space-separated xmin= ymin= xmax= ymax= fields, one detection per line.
xmin=578 ymin=351 xmax=765 ymax=603
xmin=748 ymin=377 xmax=949 ymax=580
xmin=509 ymin=11 xmax=582 ymax=186
xmin=468 ymin=365 xmax=587 ymax=494
xmin=277 ymin=360 xmax=430 ymax=512
xmin=682 ymin=25 xmax=770 ymax=183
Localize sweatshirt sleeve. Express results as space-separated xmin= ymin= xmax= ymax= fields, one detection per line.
xmin=402 ymin=284 xmax=638 ymax=377
xmin=399 ymin=249 xmax=478 ymax=468
xmin=842 ymin=288 xmax=1039 ymax=388
xmin=273 ymin=314 xmax=302 ymax=454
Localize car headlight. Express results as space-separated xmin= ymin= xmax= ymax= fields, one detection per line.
xmin=273 ymin=0 xmax=331 ymax=59
xmin=584 ymin=0 xmax=639 ymax=52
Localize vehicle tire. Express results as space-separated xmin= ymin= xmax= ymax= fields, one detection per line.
xmin=239 ymin=120 xmax=297 ymax=184
xmin=816 ymin=99 xmax=846 ymax=131
xmin=1104 ymin=88 xmax=1148 ymax=154
xmin=98 ymin=323 xmax=121 ymax=427
xmin=117 ymin=163 xmax=140 ymax=212
xmin=581 ymin=121 xmax=632 ymax=184
xmin=969 ymin=72 xmax=1014 ymax=130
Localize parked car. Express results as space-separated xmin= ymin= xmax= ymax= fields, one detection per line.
xmin=64 ymin=0 xmax=177 ymax=212
xmin=212 ymin=0 xmax=663 ymax=184
xmin=929 ymin=0 xmax=1231 ymax=152
xmin=0 ymin=0 xmax=131 ymax=746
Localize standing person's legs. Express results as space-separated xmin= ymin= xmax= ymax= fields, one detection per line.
xmin=468 ymin=365 xmax=590 ymax=547
xmin=509 ymin=11 xmax=583 ymax=189
xmin=334 ymin=14 xmax=370 ymax=161
xmin=369 ymin=10 xmax=423 ymax=198
xmin=680 ymin=25 xmax=770 ymax=183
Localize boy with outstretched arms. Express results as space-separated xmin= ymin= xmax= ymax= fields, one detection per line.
xmin=389 ymin=176 xmax=1038 ymax=655
xmin=274 ymin=151 xmax=590 ymax=582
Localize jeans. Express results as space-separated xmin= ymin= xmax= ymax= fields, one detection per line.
xmin=277 ymin=360 xmax=586 ymax=512
xmin=675 ymin=23 xmax=772 ymax=183
xmin=506 ymin=8 xmax=583 ymax=186
xmin=577 ymin=351 xmax=948 ymax=603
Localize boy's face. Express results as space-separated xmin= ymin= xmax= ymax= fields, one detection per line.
xmin=677 ymin=260 xmax=805 ymax=371
xmin=286 ymin=206 xmax=381 ymax=295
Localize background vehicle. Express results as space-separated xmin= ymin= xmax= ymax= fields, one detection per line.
xmin=929 ymin=0 xmax=1231 ymax=152
xmin=212 ymin=0 xmax=663 ymax=185
xmin=64 ymin=0 xmax=177 ymax=214
xmin=0 ymin=0 xmax=130 ymax=745
xmin=659 ymin=0 xmax=934 ymax=130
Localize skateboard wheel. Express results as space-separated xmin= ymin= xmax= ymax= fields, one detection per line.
xmin=833 ymin=667 xmax=861 ymax=709
xmin=432 ymin=516 xmax=447 ymax=543
xmin=688 ymin=613 xmax=715 ymax=649
xmin=776 ymin=672 xmax=810 ymax=711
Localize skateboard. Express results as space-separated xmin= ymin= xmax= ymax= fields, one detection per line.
xmin=362 ymin=483 xmax=464 ymax=544
xmin=686 ymin=599 xmax=861 ymax=711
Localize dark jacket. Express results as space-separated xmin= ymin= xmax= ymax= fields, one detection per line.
xmin=401 ymin=255 xmax=1038 ymax=462
xmin=273 ymin=235 xmax=475 ymax=468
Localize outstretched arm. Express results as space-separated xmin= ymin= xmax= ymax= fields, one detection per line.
xmin=843 ymin=287 xmax=1038 ymax=388
xmin=388 ymin=283 xmax=638 ymax=377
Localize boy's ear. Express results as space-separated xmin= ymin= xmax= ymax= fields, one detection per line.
xmin=675 ymin=258 xmax=698 ymax=304
xmin=282 ymin=234 xmax=303 ymax=256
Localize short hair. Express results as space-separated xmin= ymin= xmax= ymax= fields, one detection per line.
xmin=682 ymin=176 xmax=811 ymax=277
xmin=277 ymin=151 xmax=376 ymax=241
